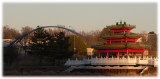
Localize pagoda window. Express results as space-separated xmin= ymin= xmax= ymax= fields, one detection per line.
xmin=120 ymin=52 xmax=126 ymax=57
xmin=129 ymin=52 xmax=135 ymax=58
xmin=107 ymin=41 xmax=110 ymax=44
xmin=100 ymin=52 xmax=107 ymax=58
xmin=108 ymin=53 xmax=117 ymax=58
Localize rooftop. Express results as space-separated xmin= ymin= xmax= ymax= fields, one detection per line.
xmin=101 ymin=33 xmax=142 ymax=39
xmin=107 ymin=22 xmax=136 ymax=30
xmin=92 ymin=42 xmax=151 ymax=50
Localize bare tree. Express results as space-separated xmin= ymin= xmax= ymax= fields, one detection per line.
xmin=79 ymin=30 xmax=103 ymax=48
xmin=20 ymin=26 xmax=33 ymax=56
xmin=3 ymin=26 xmax=21 ymax=39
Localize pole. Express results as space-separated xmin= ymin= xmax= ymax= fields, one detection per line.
xmin=74 ymin=34 xmax=75 ymax=53
xmin=69 ymin=26 xmax=76 ymax=56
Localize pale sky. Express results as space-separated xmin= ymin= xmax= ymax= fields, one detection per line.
xmin=3 ymin=3 xmax=157 ymax=33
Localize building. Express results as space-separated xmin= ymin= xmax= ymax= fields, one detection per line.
xmin=92 ymin=21 xmax=151 ymax=58
xmin=87 ymin=48 xmax=94 ymax=56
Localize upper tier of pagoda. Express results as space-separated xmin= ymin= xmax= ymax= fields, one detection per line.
xmin=101 ymin=33 xmax=142 ymax=39
xmin=107 ymin=21 xmax=136 ymax=34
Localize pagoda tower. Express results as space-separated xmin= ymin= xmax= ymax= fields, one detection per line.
xmin=92 ymin=21 xmax=150 ymax=58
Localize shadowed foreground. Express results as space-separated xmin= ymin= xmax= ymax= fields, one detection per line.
xmin=3 ymin=66 xmax=157 ymax=76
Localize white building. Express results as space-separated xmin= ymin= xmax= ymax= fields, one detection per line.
xmin=87 ymin=48 xmax=94 ymax=56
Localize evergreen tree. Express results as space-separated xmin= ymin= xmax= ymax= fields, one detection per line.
xmin=46 ymin=31 xmax=73 ymax=64
xmin=148 ymin=31 xmax=155 ymax=34
xmin=47 ymin=32 xmax=71 ymax=56
xmin=30 ymin=27 xmax=50 ymax=65
xmin=100 ymin=27 xmax=112 ymax=36
xmin=30 ymin=28 xmax=74 ymax=65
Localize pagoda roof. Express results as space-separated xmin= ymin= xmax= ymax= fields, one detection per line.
xmin=107 ymin=24 xmax=135 ymax=30
xmin=91 ymin=42 xmax=151 ymax=50
xmin=101 ymin=33 xmax=142 ymax=39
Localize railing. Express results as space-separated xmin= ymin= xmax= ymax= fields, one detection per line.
xmin=65 ymin=56 xmax=158 ymax=67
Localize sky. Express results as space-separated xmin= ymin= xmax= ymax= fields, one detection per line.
xmin=3 ymin=3 xmax=157 ymax=33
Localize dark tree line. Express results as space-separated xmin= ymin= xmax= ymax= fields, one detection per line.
xmin=28 ymin=28 xmax=73 ymax=65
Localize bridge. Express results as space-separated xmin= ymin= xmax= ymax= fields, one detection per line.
xmin=8 ymin=26 xmax=81 ymax=47
xmin=64 ymin=56 xmax=158 ymax=72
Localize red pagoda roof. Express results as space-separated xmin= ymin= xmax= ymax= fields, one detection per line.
xmin=92 ymin=43 xmax=151 ymax=50
xmin=101 ymin=33 xmax=142 ymax=39
xmin=107 ymin=22 xmax=135 ymax=30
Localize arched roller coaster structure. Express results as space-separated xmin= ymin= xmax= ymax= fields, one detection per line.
xmin=8 ymin=26 xmax=81 ymax=47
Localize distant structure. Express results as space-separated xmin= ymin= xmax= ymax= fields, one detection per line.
xmin=92 ymin=21 xmax=151 ymax=58
xmin=87 ymin=48 xmax=94 ymax=56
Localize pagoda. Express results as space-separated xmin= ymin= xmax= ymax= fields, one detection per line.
xmin=92 ymin=21 xmax=151 ymax=58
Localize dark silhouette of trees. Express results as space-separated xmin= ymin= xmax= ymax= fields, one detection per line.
xmin=148 ymin=31 xmax=155 ymax=34
xmin=29 ymin=28 xmax=50 ymax=65
xmin=46 ymin=31 xmax=73 ymax=64
xmin=3 ymin=46 xmax=18 ymax=66
xmin=29 ymin=28 xmax=73 ymax=65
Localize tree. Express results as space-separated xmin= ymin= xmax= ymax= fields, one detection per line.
xmin=3 ymin=26 xmax=11 ymax=39
xmin=100 ymin=27 xmax=112 ymax=36
xmin=68 ymin=35 xmax=87 ymax=58
xmin=142 ymin=31 xmax=157 ymax=56
xmin=148 ymin=31 xmax=155 ymax=34
xmin=46 ymin=31 xmax=72 ymax=64
xmin=30 ymin=28 xmax=73 ymax=65
xmin=20 ymin=26 xmax=33 ymax=56
xmin=3 ymin=26 xmax=21 ymax=39
xmin=29 ymin=27 xmax=50 ymax=65
xmin=79 ymin=30 xmax=103 ymax=48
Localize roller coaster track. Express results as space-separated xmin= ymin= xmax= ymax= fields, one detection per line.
xmin=8 ymin=26 xmax=81 ymax=47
